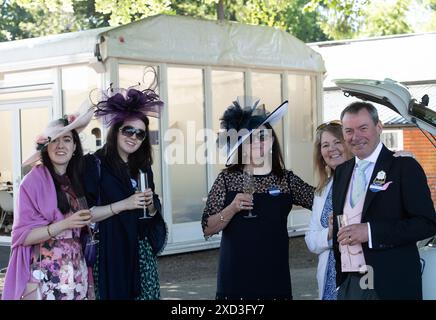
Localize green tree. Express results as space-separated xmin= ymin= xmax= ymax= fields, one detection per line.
xmin=361 ymin=0 xmax=413 ymax=37
xmin=7 ymin=0 xmax=109 ymax=38
xmin=0 ymin=0 xmax=34 ymax=41
xmin=95 ymin=0 xmax=329 ymax=42
xmin=1 ymin=0 xmax=329 ymax=42
xmin=284 ymin=0 xmax=329 ymax=42
xmin=424 ymin=0 xmax=436 ymax=9
xmin=171 ymin=0 xmax=223 ymax=20
xmin=422 ymin=0 xmax=436 ymax=31
xmin=304 ymin=0 xmax=368 ymax=39
xmin=95 ymin=0 xmax=172 ymax=26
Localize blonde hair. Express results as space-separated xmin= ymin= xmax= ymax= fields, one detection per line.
xmin=313 ymin=123 xmax=350 ymax=195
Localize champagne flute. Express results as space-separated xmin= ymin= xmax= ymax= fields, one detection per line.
xmin=336 ymin=214 xmax=346 ymax=254
xmin=336 ymin=214 xmax=346 ymax=229
xmin=138 ymin=170 xmax=152 ymax=219
xmin=76 ymin=197 xmax=98 ymax=245
xmin=242 ymin=166 xmax=257 ymax=218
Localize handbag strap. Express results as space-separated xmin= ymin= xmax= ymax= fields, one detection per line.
xmin=30 ymin=243 xmax=43 ymax=283
xmin=91 ymin=154 xmax=102 ymax=234
xmin=20 ymin=243 xmax=43 ymax=299
xmin=92 ymin=154 xmax=102 ymax=206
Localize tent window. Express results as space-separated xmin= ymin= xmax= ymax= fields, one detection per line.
xmin=167 ymin=67 xmax=207 ymax=224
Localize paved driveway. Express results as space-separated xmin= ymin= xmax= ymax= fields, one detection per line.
xmin=0 ymin=236 xmax=318 ymax=300
xmin=158 ymin=236 xmax=318 ymax=300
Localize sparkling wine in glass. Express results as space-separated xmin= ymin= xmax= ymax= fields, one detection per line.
xmin=242 ymin=167 xmax=257 ymax=218
xmin=138 ymin=170 xmax=152 ymax=220
xmin=76 ymin=197 xmax=98 ymax=245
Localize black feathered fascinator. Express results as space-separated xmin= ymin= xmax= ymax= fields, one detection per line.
xmin=218 ymin=96 xmax=289 ymax=165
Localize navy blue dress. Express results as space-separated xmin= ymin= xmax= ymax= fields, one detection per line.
xmin=82 ymin=151 xmax=162 ymax=300
xmin=202 ymin=170 xmax=314 ymax=300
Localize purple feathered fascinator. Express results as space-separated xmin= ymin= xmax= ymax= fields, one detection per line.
xmin=93 ymin=87 xmax=164 ymax=127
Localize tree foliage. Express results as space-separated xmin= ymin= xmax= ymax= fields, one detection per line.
xmin=0 ymin=0 xmax=109 ymax=41
xmin=175 ymin=0 xmax=329 ymax=42
xmin=0 ymin=0 xmax=330 ymax=42
xmin=361 ymin=0 xmax=413 ymax=37
xmin=304 ymin=0 xmax=368 ymax=39
xmin=0 ymin=1 xmax=33 ymax=41
xmin=422 ymin=0 xmax=436 ymax=31
xmin=305 ymin=0 xmax=433 ymax=39
xmin=95 ymin=0 xmax=172 ymax=26
xmin=1 ymin=0 xmax=433 ymax=43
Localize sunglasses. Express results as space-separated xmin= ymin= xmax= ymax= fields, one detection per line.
xmin=316 ymin=120 xmax=342 ymax=132
xmin=119 ymin=126 xmax=146 ymax=141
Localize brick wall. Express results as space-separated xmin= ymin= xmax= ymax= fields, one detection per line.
xmin=402 ymin=127 xmax=436 ymax=206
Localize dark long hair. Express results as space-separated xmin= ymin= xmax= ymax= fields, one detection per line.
xmin=226 ymin=123 xmax=285 ymax=178
xmin=96 ymin=114 xmax=152 ymax=181
xmin=41 ymin=129 xmax=84 ymax=214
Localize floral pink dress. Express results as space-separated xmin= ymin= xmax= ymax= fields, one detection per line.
xmin=30 ymin=222 xmax=88 ymax=300
xmin=29 ymin=174 xmax=89 ymax=300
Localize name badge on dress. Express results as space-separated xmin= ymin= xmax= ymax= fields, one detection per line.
xmin=268 ymin=187 xmax=281 ymax=196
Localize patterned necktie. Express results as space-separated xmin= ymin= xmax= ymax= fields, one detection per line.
xmin=351 ymin=160 xmax=371 ymax=208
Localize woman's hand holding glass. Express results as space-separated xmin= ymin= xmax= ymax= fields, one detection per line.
xmin=144 ymin=189 xmax=154 ymax=207
xmin=137 ymin=171 xmax=153 ymax=219
xmin=231 ymin=193 xmax=253 ymax=214
xmin=123 ymin=192 xmax=147 ymax=211
xmin=63 ymin=209 xmax=92 ymax=229
xmin=76 ymin=197 xmax=98 ymax=246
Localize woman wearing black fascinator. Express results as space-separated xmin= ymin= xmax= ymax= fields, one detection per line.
xmin=81 ymin=81 xmax=167 ymax=300
xmin=202 ymin=97 xmax=315 ymax=300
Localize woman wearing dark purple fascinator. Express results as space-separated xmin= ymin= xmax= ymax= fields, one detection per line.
xmin=81 ymin=85 xmax=166 ymax=300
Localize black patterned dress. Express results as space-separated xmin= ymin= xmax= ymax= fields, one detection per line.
xmin=202 ymin=169 xmax=314 ymax=300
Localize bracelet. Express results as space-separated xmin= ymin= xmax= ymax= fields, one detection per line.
xmin=218 ymin=212 xmax=228 ymax=222
xmin=47 ymin=224 xmax=55 ymax=239
xmin=109 ymin=203 xmax=116 ymax=215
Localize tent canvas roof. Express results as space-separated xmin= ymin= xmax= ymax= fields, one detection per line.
xmin=0 ymin=14 xmax=325 ymax=73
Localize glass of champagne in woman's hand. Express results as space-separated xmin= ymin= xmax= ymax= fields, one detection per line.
xmin=242 ymin=166 xmax=257 ymax=218
xmin=77 ymin=197 xmax=98 ymax=245
xmin=138 ymin=170 xmax=152 ymax=220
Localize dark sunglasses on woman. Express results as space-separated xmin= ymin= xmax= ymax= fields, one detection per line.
xmin=316 ymin=120 xmax=342 ymax=132
xmin=119 ymin=126 xmax=146 ymax=141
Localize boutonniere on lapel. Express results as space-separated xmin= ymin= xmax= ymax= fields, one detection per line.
xmin=369 ymin=170 xmax=393 ymax=192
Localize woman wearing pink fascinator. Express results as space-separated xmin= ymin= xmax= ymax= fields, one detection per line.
xmin=2 ymin=105 xmax=94 ymax=300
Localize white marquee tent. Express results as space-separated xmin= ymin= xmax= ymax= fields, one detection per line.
xmin=0 ymin=14 xmax=325 ymax=253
